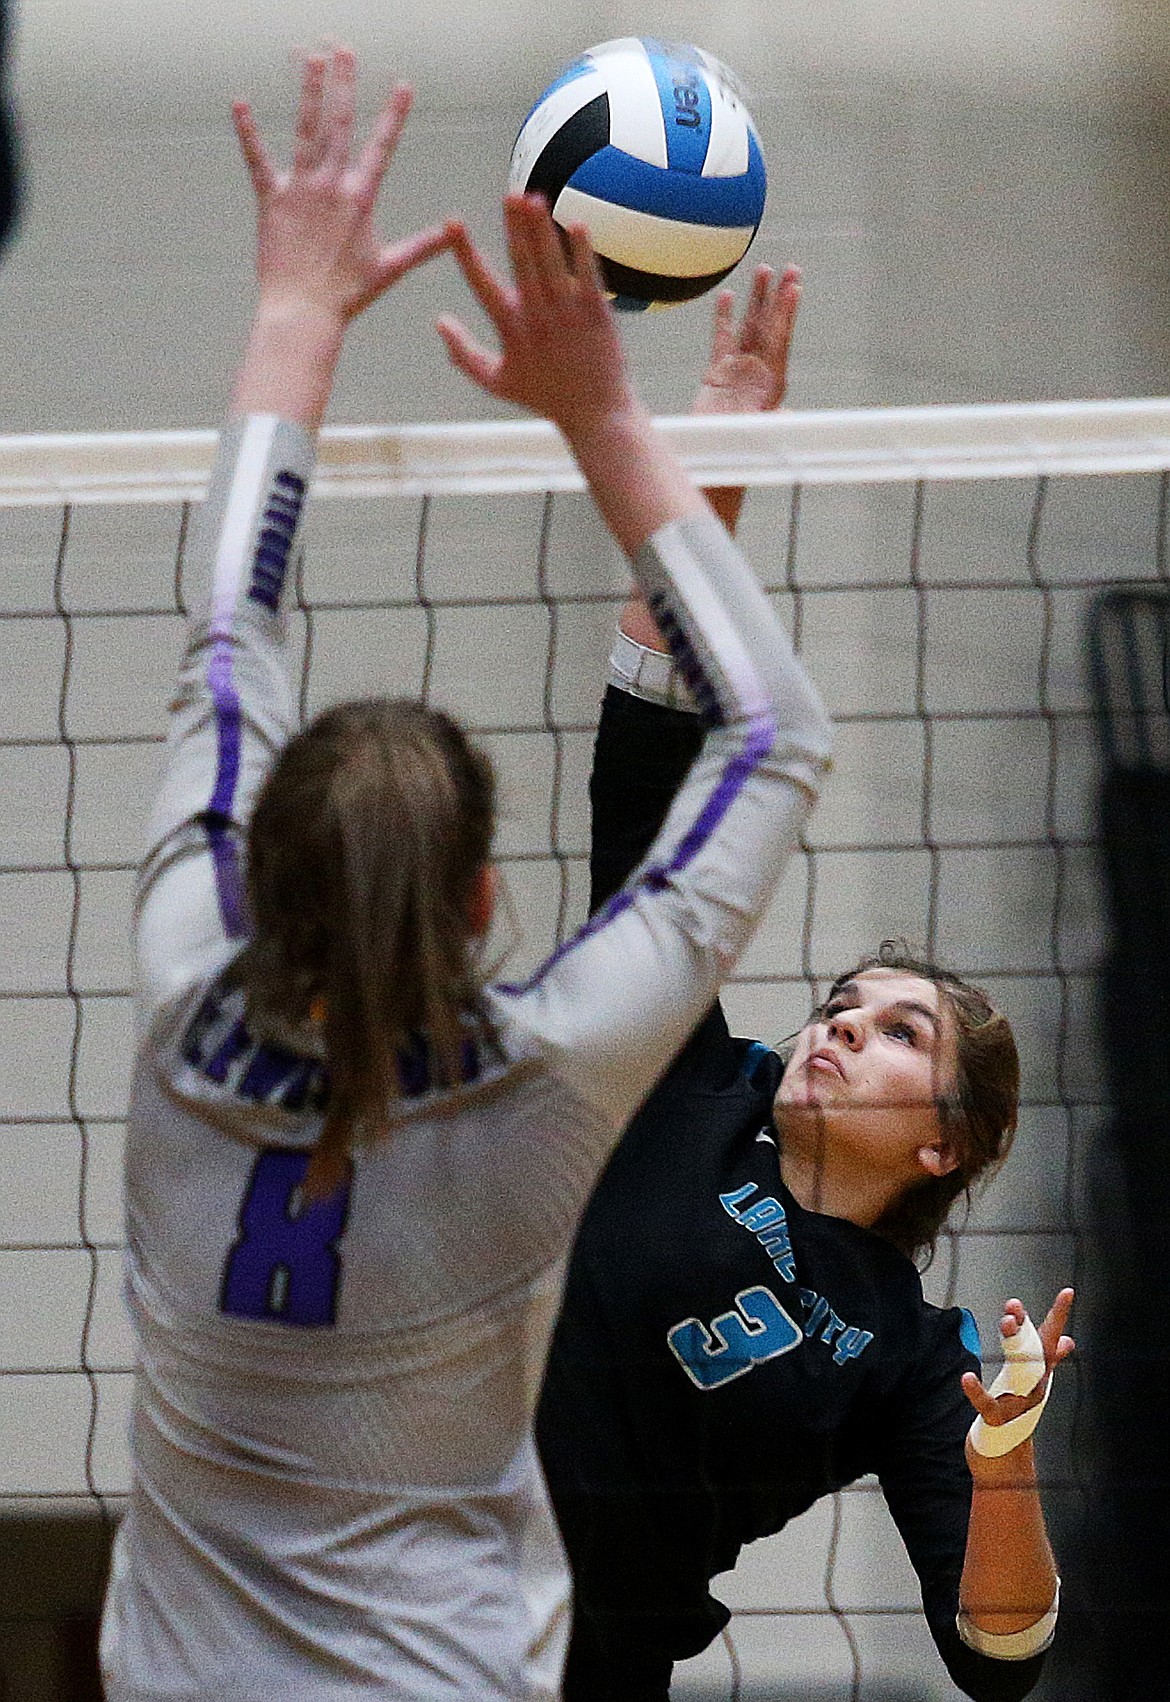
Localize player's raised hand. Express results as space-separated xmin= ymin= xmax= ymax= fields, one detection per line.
xmin=692 ymin=263 xmax=802 ymax=417
xmin=233 ymin=47 xmax=452 ymax=324
xmin=962 ymin=1289 xmax=1076 ymax=1439
xmin=439 ymin=194 xmax=636 ymax=435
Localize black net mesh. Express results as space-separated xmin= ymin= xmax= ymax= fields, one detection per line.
xmin=0 ymin=447 xmax=1164 ymax=1697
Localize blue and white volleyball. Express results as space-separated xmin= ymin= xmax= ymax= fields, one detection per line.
xmin=509 ymin=38 xmax=767 ymax=312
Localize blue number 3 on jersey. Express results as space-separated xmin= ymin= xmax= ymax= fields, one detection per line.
xmin=667 ymin=1285 xmax=802 ymax=1390
xmin=220 ymin=1149 xmax=353 ymax=1327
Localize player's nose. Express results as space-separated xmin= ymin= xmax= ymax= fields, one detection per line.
xmin=826 ymin=1011 xmax=865 ymax=1049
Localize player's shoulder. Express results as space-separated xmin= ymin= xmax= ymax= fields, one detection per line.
xmin=851 ymin=1240 xmax=980 ymax=1368
xmin=912 ymin=1292 xmax=983 ymax=1377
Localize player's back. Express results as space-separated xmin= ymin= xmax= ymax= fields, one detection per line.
xmin=101 ymin=962 xmax=606 ymax=1702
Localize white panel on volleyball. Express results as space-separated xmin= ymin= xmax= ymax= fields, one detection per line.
xmin=595 ymin=40 xmax=668 ymax=167
xmin=554 ymin=185 xmax=755 ymax=276
xmin=700 ymin=77 xmax=751 ymax=178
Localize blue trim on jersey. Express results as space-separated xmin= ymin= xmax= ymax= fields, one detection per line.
xmin=959 ymin=1307 xmax=982 ymax=1360
xmin=643 ymin=39 xmax=712 ymax=174
xmin=744 ymin=1039 xmax=776 ymax=1088
xmin=518 ymin=56 xmax=594 ymax=132
xmin=567 ymin=144 xmax=765 ymax=228
xmin=499 ymin=712 xmax=775 ymax=1000
xmin=612 ymin=293 xmax=652 ymax=313
xmin=247 ymin=470 xmax=305 ymax=612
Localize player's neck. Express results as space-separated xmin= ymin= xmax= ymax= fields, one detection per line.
xmin=776 ymin=1120 xmax=904 ymax=1231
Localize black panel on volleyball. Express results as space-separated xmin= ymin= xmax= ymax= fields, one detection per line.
xmin=524 ymin=95 xmax=611 ymax=207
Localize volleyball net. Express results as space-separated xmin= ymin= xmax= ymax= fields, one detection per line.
xmin=2 ymin=398 xmax=1168 ymax=1698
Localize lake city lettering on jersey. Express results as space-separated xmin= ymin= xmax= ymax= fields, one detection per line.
xmin=664 ymin=1181 xmax=875 ymax=1389
xmin=720 ymin=1181 xmax=875 ymax=1367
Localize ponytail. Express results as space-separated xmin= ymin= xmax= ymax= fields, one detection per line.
xmin=236 ymin=699 xmax=495 ymax=1189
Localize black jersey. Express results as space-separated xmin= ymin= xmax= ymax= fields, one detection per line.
xmin=536 ymin=684 xmax=1047 ymax=1702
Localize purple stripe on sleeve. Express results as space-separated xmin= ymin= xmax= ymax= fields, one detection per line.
xmin=207 ymin=819 xmax=249 ymax=939
xmin=204 ymin=635 xmax=249 ymax=937
xmin=500 ymin=711 xmax=777 ymax=998
xmin=207 ymin=642 xmax=242 ymax=817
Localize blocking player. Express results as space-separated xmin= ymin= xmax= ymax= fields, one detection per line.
xmin=98 ymin=50 xmax=831 ymax=1702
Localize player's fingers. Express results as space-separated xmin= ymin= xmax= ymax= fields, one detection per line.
xmin=759 ymin=268 xmax=802 ymax=405
xmin=232 ymin=102 xmax=277 ymax=199
xmin=293 ymin=53 xmax=328 ymax=174
xmin=322 ymin=45 xmax=357 ymax=171
xmin=436 ymin=315 xmax=505 ymax=393
xmin=709 ymin=289 xmax=736 ymax=362
xmin=449 ymin=222 xmax=515 ymax=335
xmin=375 ymin=222 xmax=456 ymax=290
xmin=1038 ymin=1288 xmax=1075 ymax=1362
xmin=564 ymin=221 xmax=608 ymax=312
xmin=503 ymin=193 xmax=543 ymax=302
xmin=515 ymin=193 xmax=568 ymax=311
xmin=961 ymin=1371 xmax=1001 ymax=1424
xmin=739 ymin=263 xmax=774 ymax=351
xmin=354 ymin=84 xmax=413 ymax=210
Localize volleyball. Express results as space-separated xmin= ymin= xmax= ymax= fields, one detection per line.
xmin=509 ymin=37 xmax=767 ymax=312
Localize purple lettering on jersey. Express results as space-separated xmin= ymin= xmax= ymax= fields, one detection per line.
xmin=220 ymin=1148 xmax=352 ymax=1327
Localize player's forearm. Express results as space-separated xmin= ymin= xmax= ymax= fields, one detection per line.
xmin=960 ymin=1443 xmax=1059 ymax=1643
xmin=562 ymin=401 xmax=707 ymax=563
xmin=617 ymin=480 xmax=745 ymax=651
xmin=230 ymin=296 xmax=347 ymax=431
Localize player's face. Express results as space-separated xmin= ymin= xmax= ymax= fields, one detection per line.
xmin=775 ymin=969 xmax=958 ymax=1184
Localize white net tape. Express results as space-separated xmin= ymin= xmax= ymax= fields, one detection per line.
xmin=2 ymin=398 xmax=1170 ymax=504
xmin=2 ymin=398 xmax=1164 ymax=1697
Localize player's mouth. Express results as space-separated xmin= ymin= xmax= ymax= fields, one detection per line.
xmin=806 ymin=1048 xmax=845 ymax=1080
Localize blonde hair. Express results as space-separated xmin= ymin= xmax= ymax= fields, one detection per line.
xmin=234 ymin=699 xmax=495 ymax=1188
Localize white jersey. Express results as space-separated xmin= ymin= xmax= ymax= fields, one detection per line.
xmin=100 ymin=414 xmax=831 ymax=1701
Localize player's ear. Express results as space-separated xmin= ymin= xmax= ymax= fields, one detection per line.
xmin=916 ymin=1141 xmax=959 ymax=1180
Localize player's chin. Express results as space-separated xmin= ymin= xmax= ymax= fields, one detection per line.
xmin=777 ymin=1074 xmax=841 ymax=1114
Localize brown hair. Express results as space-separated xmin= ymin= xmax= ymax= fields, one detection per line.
xmin=234 ymin=698 xmax=495 ymax=1188
xmin=820 ymin=940 xmax=1020 ymax=1266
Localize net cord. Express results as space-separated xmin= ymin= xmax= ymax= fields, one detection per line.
xmin=3 ymin=398 xmax=1170 ymax=506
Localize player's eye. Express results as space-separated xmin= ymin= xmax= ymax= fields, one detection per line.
xmin=886 ymin=1021 xmax=917 ymax=1044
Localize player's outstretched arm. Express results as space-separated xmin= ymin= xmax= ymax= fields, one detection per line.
xmin=440 ymin=193 xmax=705 ymax=556
xmin=135 ymin=49 xmax=451 ymax=1022
xmin=620 ymin=262 xmax=801 ymax=653
xmin=441 ymin=200 xmax=830 ymax=1131
xmin=585 ymin=265 xmax=803 ymax=929
xmin=230 ymin=49 xmax=452 ymax=428
xmin=957 ymin=1291 xmax=1074 ymax=1657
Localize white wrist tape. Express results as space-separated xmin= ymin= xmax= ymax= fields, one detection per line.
xmin=609 ymin=629 xmax=697 ymax=712
xmin=957 ymin=1579 xmax=1060 ymax=1661
xmin=968 ymin=1312 xmax=1050 ymax=1458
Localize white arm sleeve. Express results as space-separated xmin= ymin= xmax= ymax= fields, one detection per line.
xmin=134 ymin=415 xmax=316 ymax=1030
xmin=499 ymin=509 xmax=832 ymax=1130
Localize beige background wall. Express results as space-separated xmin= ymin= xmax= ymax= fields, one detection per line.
xmin=5 ymin=0 xmax=1170 ymax=434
